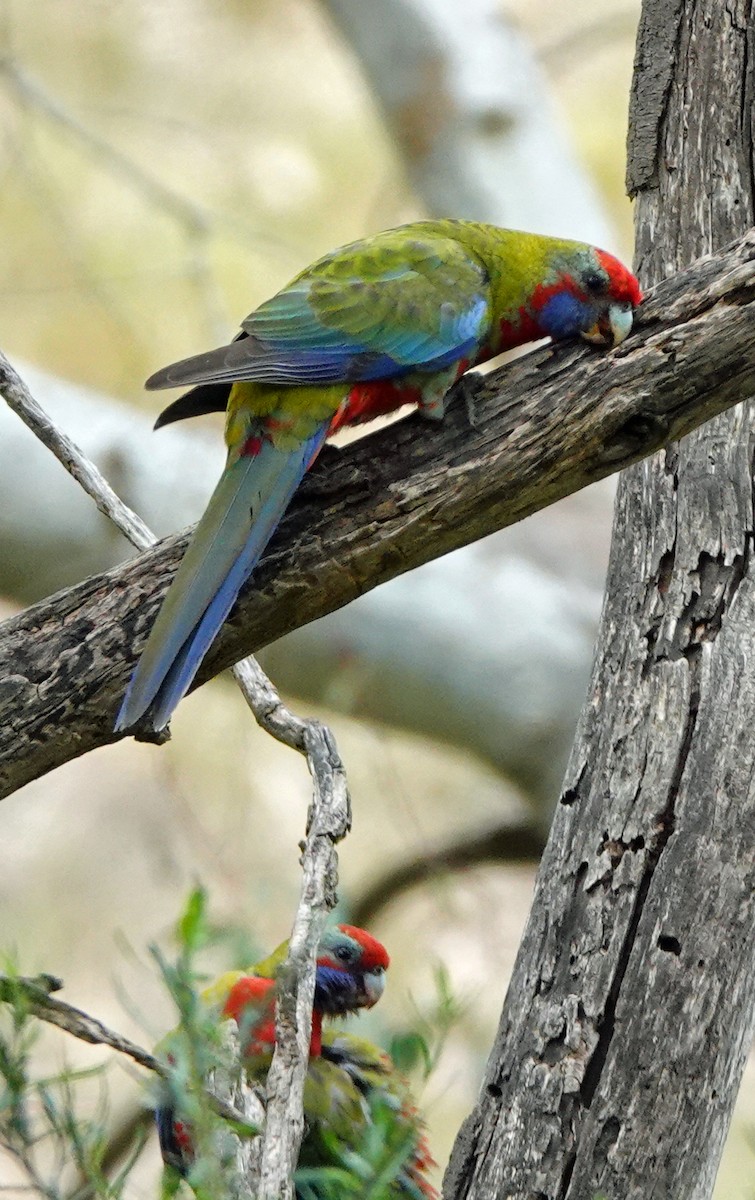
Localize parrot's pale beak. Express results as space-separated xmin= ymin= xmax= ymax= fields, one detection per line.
xmin=581 ymin=301 xmax=634 ymax=348
xmin=362 ymin=967 xmax=386 ymax=1008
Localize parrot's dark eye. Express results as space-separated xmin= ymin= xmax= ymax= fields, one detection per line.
xmin=334 ymin=944 xmax=356 ymax=964
xmin=583 ymin=271 xmax=605 ymax=294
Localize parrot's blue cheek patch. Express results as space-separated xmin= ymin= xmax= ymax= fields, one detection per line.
xmin=539 ymin=292 xmax=593 ymax=340
xmin=314 ymin=966 xmax=359 ymax=1015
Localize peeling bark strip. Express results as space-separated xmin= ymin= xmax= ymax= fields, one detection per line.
xmin=445 ymin=3 xmax=755 ymax=1199
xmin=2 ymin=235 xmax=755 ymax=799
xmin=625 ymin=0 xmax=686 ymax=195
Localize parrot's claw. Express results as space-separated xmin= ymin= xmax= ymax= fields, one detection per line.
xmin=453 ymin=373 xmax=483 ymax=429
xmin=417 ymin=397 xmax=446 ymax=422
xmin=132 ymin=721 xmax=172 ymax=746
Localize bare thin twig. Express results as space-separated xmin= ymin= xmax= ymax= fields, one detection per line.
xmin=0 ymin=974 xmax=160 ymax=1073
xmin=209 ymin=1023 xmax=266 ymax=1200
xmin=0 ymin=354 xmax=352 ymax=1197
xmin=0 ymin=974 xmax=245 ymax=1128
xmin=232 ymin=663 xmax=351 ymax=1199
xmin=232 ymin=658 xmax=309 ymax=750
xmin=0 ymin=354 xmax=155 ymax=552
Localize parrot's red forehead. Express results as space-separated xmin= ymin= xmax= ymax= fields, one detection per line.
xmin=337 ymin=924 xmax=390 ymax=970
xmin=596 ymin=249 xmax=643 ymax=307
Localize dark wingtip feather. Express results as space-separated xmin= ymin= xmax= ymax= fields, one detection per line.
xmin=145 ymin=344 xmax=238 ymax=391
xmin=145 ymin=330 xmax=255 ymax=392
xmin=153 ymin=384 xmax=231 ymax=430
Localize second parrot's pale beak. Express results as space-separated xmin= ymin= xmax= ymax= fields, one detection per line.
xmin=582 ymin=300 xmax=635 ymax=348
xmin=362 ymin=967 xmax=386 ymax=1008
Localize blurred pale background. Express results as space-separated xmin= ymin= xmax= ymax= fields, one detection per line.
xmin=0 ymin=1 xmax=752 ymax=1195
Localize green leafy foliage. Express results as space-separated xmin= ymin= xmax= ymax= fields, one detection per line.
xmin=176 ymin=887 xmax=210 ymax=956
xmin=0 ymin=961 xmax=148 ymax=1200
xmin=150 ymin=888 xmax=259 ymax=1200
xmin=0 ymin=894 xmax=457 ymax=1199
xmin=0 ymin=896 xmax=261 ymax=1200
xmin=389 ymin=962 xmax=465 ymax=1080
xmin=295 ymin=1094 xmax=421 ymax=1200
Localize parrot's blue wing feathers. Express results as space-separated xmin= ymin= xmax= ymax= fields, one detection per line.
xmin=146 ymin=237 xmax=491 ymax=391
xmin=155 ymin=1103 xmax=189 ymax=1177
xmin=241 ymin=280 xmax=489 ymax=379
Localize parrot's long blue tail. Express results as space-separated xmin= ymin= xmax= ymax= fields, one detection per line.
xmin=115 ymin=426 xmax=327 ymax=733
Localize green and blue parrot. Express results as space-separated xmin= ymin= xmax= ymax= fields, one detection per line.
xmin=156 ymin=923 xmax=390 ymax=1175
xmin=156 ymin=923 xmax=437 ymax=1196
xmin=116 ymin=220 xmax=641 ymax=733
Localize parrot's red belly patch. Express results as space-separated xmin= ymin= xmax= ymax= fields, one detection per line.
xmin=497 ymin=307 xmax=544 ymax=350
xmin=330 ymin=379 xmax=423 ymax=434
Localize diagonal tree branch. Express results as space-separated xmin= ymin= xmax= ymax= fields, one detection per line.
xmin=350 ymin=818 xmax=544 ymax=928
xmin=1 ymin=231 xmax=754 ymax=801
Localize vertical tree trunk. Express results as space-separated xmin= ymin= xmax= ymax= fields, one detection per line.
xmin=444 ymin=4 xmax=755 ymax=1198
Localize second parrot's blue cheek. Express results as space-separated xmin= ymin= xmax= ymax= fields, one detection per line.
xmin=539 ymin=292 xmax=594 ymax=340
xmin=314 ymin=966 xmax=357 ymax=1014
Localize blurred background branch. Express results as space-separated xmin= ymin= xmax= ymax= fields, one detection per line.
xmin=322 ymin=0 xmax=613 ymax=241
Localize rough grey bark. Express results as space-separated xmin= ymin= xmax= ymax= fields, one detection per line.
xmin=2 ymin=234 xmax=755 ymax=800
xmin=444 ymin=4 xmax=755 ymax=1199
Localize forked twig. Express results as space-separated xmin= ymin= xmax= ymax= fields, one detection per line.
xmin=0 ymin=349 xmax=352 ymax=1199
